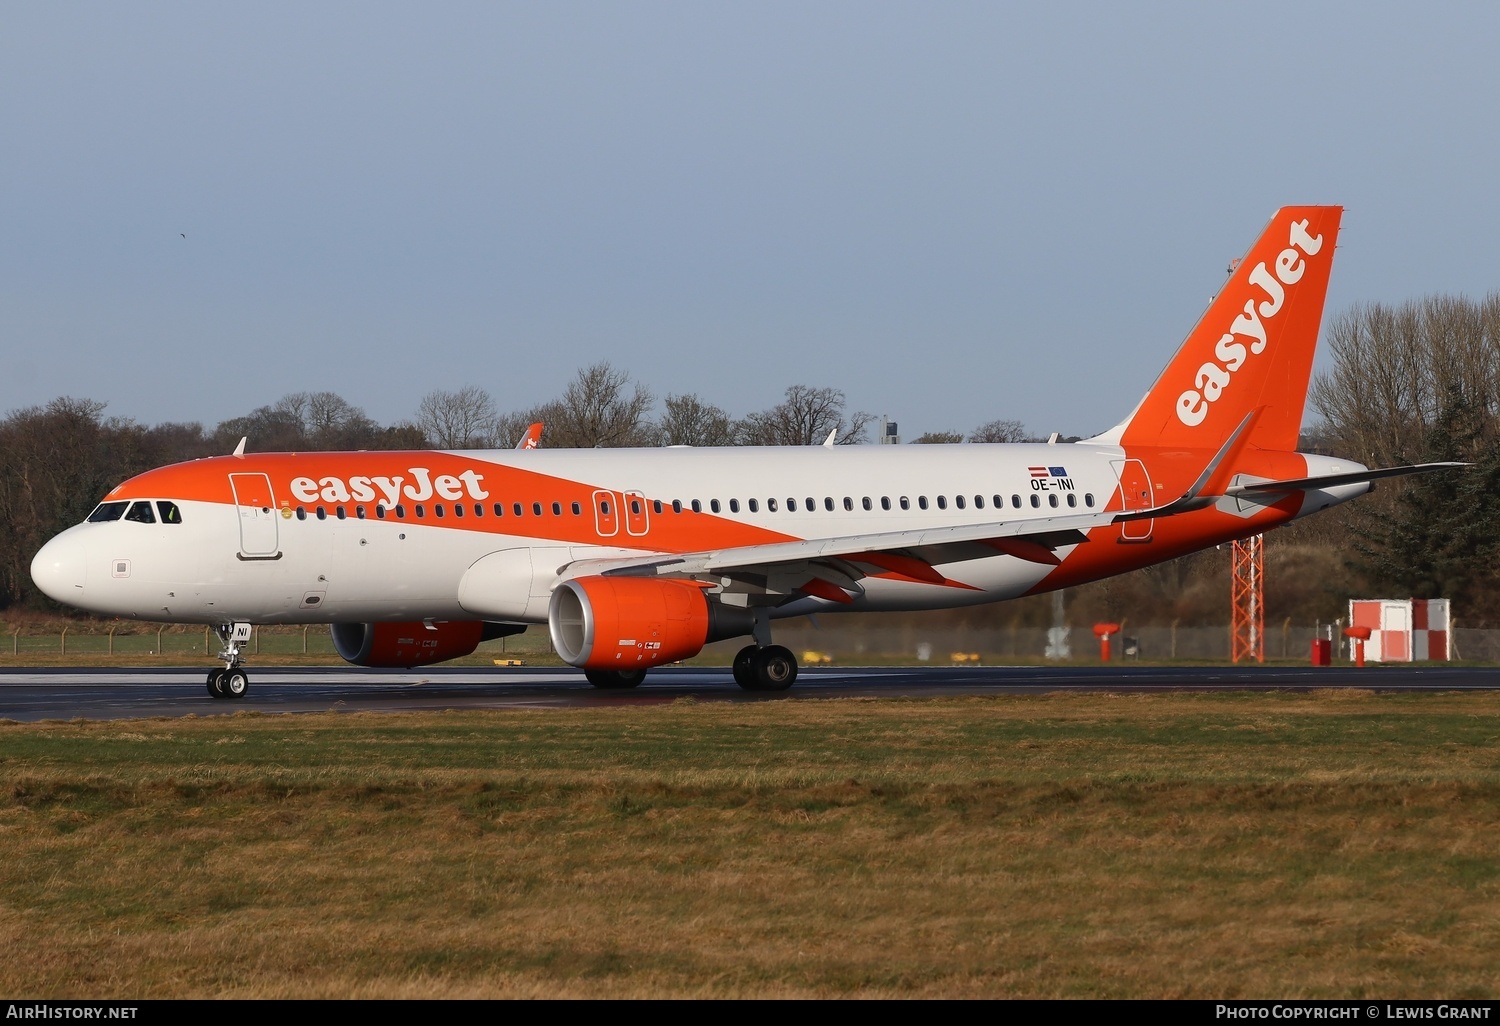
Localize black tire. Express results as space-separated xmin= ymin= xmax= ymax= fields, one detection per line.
xmin=584 ymin=668 xmax=647 ymax=689
xmin=223 ymin=669 xmax=249 ymax=698
xmin=206 ymin=669 xmax=227 ymax=699
xmin=732 ymin=645 xmax=759 ymax=690
xmin=752 ymin=645 xmax=798 ymax=691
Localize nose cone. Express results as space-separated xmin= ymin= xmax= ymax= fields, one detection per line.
xmin=31 ymin=534 xmax=87 ymax=604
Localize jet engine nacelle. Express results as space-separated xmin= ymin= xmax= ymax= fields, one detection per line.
xmin=549 ymin=576 xmax=752 ymax=671
xmin=331 ymin=620 xmax=526 ymax=668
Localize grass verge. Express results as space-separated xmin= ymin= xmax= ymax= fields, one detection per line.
xmin=2 ymin=691 xmax=1499 ymax=997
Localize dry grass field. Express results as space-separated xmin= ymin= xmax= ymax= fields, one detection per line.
xmin=2 ymin=692 xmax=1499 ymax=998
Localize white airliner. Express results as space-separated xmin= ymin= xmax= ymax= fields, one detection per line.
xmin=29 ymin=206 xmax=1455 ymax=698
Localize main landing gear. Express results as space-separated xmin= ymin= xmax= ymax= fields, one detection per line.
xmin=732 ymin=609 xmax=798 ymax=691
xmin=206 ymin=622 xmax=253 ymax=700
xmin=732 ymin=644 xmax=798 ymax=691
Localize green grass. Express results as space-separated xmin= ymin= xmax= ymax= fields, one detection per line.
xmin=3 ymin=692 xmax=1500 ymax=997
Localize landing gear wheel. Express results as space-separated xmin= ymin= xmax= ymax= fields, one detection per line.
xmin=752 ymin=645 xmax=798 ymax=691
xmin=584 ymin=668 xmax=647 ymax=689
xmin=732 ymin=645 xmax=758 ymax=690
xmin=206 ymin=669 xmax=227 ymax=699
xmin=222 ymin=669 xmax=249 ymax=698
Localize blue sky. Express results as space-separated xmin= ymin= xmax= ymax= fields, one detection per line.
xmin=4 ymin=2 xmax=1497 ymax=441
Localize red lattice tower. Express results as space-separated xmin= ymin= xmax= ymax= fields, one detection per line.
xmin=1230 ymin=534 xmax=1264 ymax=663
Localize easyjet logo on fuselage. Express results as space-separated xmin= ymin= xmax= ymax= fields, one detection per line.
xmin=289 ymin=468 xmax=491 ymax=506
xmin=1175 ymin=219 xmax=1324 ymax=427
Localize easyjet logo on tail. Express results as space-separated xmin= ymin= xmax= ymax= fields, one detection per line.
xmin=1176 ymin=219 xmax=1324 ymax=427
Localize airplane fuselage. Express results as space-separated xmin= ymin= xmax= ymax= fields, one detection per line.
xmin=33 ymin=441 xmax=1368 ymax=626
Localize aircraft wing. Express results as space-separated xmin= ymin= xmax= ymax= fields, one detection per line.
xmin=515 ymin=423 xmax=543 ymax=450
xmin=557 ymin=504 xmax=1150 ymax=601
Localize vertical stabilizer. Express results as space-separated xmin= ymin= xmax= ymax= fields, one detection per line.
xmin=1103 ymin=206 xmax=1343 ymax=452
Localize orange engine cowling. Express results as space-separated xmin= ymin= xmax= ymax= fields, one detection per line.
xmin=549 ymin=576 xmax=750 ymax=670
xmin=331 ymin=620 xmax=525 ymax=668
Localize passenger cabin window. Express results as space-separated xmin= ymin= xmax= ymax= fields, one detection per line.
xmin=653 ymin=499 xmax=663 ymax=515
xmin=692 ymin=500 xmax=702 ymax=513
xmin=375 ymin=505 xmax=386 ymax=519
xmin=415 ymin=504 xmax=426 ymax=518
xmin=552 ymin=502 xmax=562 ymax=516
xmin=452 ymin=504 xmax=463 ymax=518
xmin=937 ymin=496 xmax=947 ymax=510
xmin=316 ymin=506 xmax=328 ymax=520
xmin=1030 ymin=495 xmax=1040 ymax=508
xmin=1085 ymin=493 xmax=1095 ymax=507
xmin=787 ymin=498 xmax=797 ymax=512
xmin=862 ymin=497 xmax=872 ymax=511
xmin=843 ymin=497 xmax=853 ymax=511
xmin=767 ymin=498 xmax=777 ymax=512
xmin=749 ymin=498 xmax=759 ymax=512
xmin=729 ymin=499 xmax=739 ymax=513
xmin=534 ymin=502 xmax=544 ymax=517
xmin=125 ymin=501 xmax=156 ymax=524
xmin=805 ymin=497 xmax=815 ymax=511
xmin=296 ymin=506 xmax=308 ymax=521
xmin=396 ymin=504 xmax=407 ymax=518
xmin=572 ymin=501 xmax=582 ymax=515
xmin=955 ymin=495 xmax=966 ymax=510
xmin=474 ymin=504 xmax=484 ymax=517
xmin=918 ymin=496 xmax=929 ymax=510
xmin=1067 ymin=494 xmax=1077 ymax=508
xmin=672 ymin=500 xmax=682 ymax=513
xmin=824 ymin=498 xmax=834 ymax=511
xmin=156 ymin=501 xmax=183 ymax=524
xmin=711 ymin=499 xmax=721 ymax=513
xmin=357 ymin=505 xmax=367 ymax=519
xmin=900 ymin=496 xmax=910 ymax=510
xmin=1011 ymin=495 xmax=1022 ymax=508
xmin=87 ymin=502 xmax=129 ymax=523
xmin=1048 ymin=494 xmax=1059 ymax=508
xmin=514 ymin=503 xmax=524 ymax=517
xmin=434 ymin=504 xmax=445 ymax=518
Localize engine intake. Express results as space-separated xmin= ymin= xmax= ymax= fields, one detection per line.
xmin=331 ymin=620 xmax=526 ymax=668
xmin=549 ymin=576 xmax=752 ymax=670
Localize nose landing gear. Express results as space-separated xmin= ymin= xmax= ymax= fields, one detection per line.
xmin=206 ymin=622 xmax=253 ymax=700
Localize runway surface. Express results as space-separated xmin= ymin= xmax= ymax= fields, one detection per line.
xmin=2 ymin=663 xmax=1498 ymax=721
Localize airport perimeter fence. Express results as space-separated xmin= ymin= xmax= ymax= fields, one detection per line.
xmin=5 ymin=621 xmax=1499 ymax=663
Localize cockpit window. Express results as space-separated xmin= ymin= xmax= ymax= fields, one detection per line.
xmin=87 ymin=501 xmax=128 ymax=523
xmin=124 ymin=501 xmax=157 ymax=524
xmin=156 ymin=501 xmax=183 ymax=524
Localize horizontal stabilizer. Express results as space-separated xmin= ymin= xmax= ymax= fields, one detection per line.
xmin=1226 ymin=462 xmax=1468 ymax=497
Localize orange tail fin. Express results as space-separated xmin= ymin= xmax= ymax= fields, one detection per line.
xmin=1106 ymin=206 xmax=1343 ymax=452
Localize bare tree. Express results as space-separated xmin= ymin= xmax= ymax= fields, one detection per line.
xmin=417 ymin=386 xmax=498 ymax=449
xmin=658 ymin=393 xmax=738 ymax=446
xmin=0 ymin=398 xmax=162 ymax=606
xmin=740 ymin=385 xmax=873 ymax=445
xmin=1309 ymin=294 xmax=1500 ymax=468
xmin=912 ymin=431 xmax=965 ymax=444
xmin=969 ymin=418 xmax=1030 ymax=443
xmin=545 ymin=363 xmax=655 ymax=448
